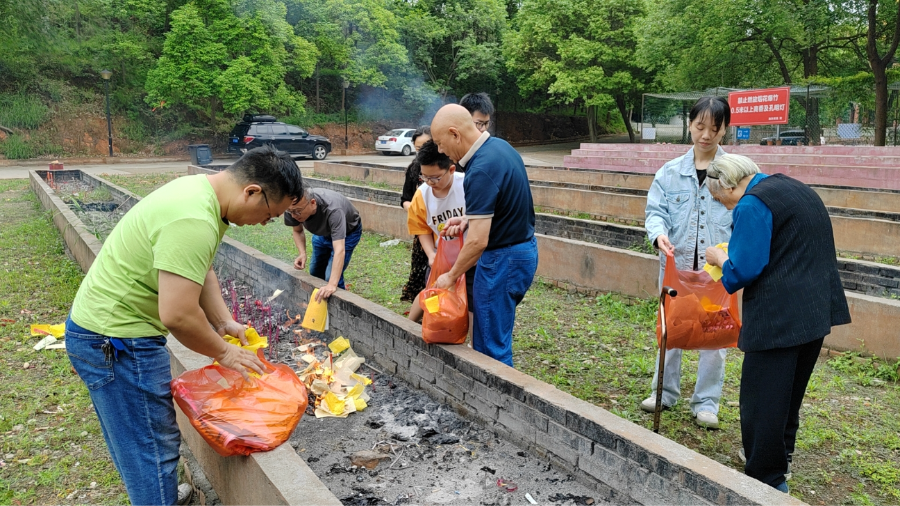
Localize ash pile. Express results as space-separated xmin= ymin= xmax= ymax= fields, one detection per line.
xmin=221 ymin=280 xmax=602 ymax=505
xmin=289 ymin=372 xmax=603 ymax=506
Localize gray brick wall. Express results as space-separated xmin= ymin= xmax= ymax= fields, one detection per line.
xmin=534 ymin=213 xmax=647 ymax=250
xmin=837 ymin=259 xmax=900 ymax=298
xmin=306 ymin=177 xmax=400 ymax=207
xmin=529 ymin=179 xmax=647 ymax=196
xmin=827 ymin=206 xmax=900 ymax=222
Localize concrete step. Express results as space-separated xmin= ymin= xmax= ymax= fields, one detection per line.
xmin=578 ymin=143 xmax=900 ymax=156
xmin=564 ymin=157 xmax=900 ymax=191
xmin=569 ymin=149 xmax=900 ymax=167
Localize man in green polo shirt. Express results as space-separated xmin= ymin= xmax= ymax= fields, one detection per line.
xmin=65 ymin=145 xmax=303 ymax=506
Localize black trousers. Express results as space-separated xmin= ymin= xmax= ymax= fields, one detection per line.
xmin=740 ymin=337 xmax=824 ymax=487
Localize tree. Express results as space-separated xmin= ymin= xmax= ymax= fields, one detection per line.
xmin=639 ymin=0 xmax=867 ymax=144
xmin=296 ymin=0 xmax=408 ymax=88
xmin=864 ymin=0 xmax=900 ymax=146
xmin=397 ymin=0 xmax=507 ymax=100
xmin=503 ymin=0 xmax=647 ymax=142
xmin=145 ymin=0 xmax=316 ymax=128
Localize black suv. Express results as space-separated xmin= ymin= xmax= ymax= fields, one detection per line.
xmin=228 ymin=115 xmax=332 ymax=160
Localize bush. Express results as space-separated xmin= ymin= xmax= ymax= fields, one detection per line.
xmin=0 ymin=93 xmax=49 ymax=129
xmin=120 ymin=119 xmax=149 ymax=143
xmin=1 ymin=135 xmax=34 ymax=159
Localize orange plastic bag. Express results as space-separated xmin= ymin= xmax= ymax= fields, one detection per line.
xmin=655 ymin=252 xmax=741 ymax=350
xmin=171 ymin=350 xmax=309 ymax=457
xmin=418 ymin=236 xmax=468 ymax=344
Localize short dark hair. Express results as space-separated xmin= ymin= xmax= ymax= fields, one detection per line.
xmin=227 ymin=145 xmax=304 ymax=202
xmin=416 ymin=140 xmax=452 ymax=170
xmin=412 ymin=125 xmax=431 ymax=143
xmin=459 ymin=92 xmax=494 ymax=117
xmin=689 ymin=96 xmax=730 ymax=130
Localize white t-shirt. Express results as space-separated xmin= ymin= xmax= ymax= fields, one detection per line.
xmin=407 ymin=172 xmax=466 ymax=246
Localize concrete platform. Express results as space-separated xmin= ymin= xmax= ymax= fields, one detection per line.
xmin=564 ymin=144 xmax=900 ymax=191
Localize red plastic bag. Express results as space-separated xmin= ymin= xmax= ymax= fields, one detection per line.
xmin=171 ymin=350 xmax=309 ymax=457
xmin=655 ymin=252 xmax=741 ymax=350
xmin=418 ymin=236 xmax=468 ymax=344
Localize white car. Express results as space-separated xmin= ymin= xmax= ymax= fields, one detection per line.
xmin=376 ymin=128 xmax=416 ymax=155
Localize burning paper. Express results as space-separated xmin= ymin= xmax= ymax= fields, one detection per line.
xmin=295 ymin=337 xmax=371 ymax=418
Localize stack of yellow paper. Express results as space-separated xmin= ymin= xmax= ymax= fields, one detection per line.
xmin=301 ymin=289 xmax=328 ymax=331
xmin=217 ymin=328 xmax=268 ymax=377
xmin=424 ymin=296 xmax=441 ymax=314
xmin=30 ymin=324 xmax=65 ymax=338
xmin=703 ymin=243 xmax=729 ymax=282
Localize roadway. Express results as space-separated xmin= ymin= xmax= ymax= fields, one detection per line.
xmin=0 ymin=143 xmax=583 ymax=180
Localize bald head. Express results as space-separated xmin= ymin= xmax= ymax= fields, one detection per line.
xmin=430 ymin=104 xmax=483 ymax=162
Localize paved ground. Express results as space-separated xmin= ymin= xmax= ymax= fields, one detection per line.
xmin=0 ymin=143 xmax=586 ymax=179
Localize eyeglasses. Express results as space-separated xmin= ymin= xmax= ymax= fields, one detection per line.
xmin=419 ymin=172 xmax=447 ymax=184
xmin=260 ymin=189 xmax=277 ymax=222
xmin=474 ymin=120 xmax=492 ymax=131
xmin=288 ymin=198 xmax=313 ymax=218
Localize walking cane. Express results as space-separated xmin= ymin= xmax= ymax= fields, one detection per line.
xmin=654 ymin=286 xmax=677 ymax=434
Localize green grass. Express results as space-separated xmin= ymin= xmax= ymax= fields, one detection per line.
xmin=838 ymin=251 xmax=900 ymax=267
xmin=0 ymin=93 xmax=49 ymax=129
xmin=0 ymin=179 xmax=127 ymax=505
xmin=310 ymin=173 xmax=403 ymax=192
xmin=101 ymin=172 xmax=182 ymax=197
xmin=627 ymin=237 xmax=656 ymax=255
xmin=98 ymin=173 xmax=900 ymax=505
xmin=1 ymin=135 xmax=34 ymax=160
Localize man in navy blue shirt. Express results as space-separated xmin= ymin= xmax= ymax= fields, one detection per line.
xmin=429 ymin=104 xmax=538 ymax=367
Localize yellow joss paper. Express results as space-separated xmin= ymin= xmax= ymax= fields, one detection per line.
xmin=223 ymin=327 xmax=268 ymax=353
xmin=354 ymin=398 xmax=368 ymax=411
xmin=218 ymin=328 xmax=268 ymax=377
xmin=328 ymin=336 xmax=350 ymax=354
xmin=301 ymin=289 xmax=328 ymax=331
xmin=322 ymin=391 xmax=345 ymax=415
xmin=347 ymin=382 xmax=365 ymax=399
xmin=699 ymin=296 xmax=722 ymax=312
xmin=424 ymin=296 xmax=441 ymax=314
xmin=351 ymin=373 xmax=373 ymax=386
xmin=31 ymin=324 xmax=65 ymax=338
xmin=703 ymin=243 xmax=729 ymax=282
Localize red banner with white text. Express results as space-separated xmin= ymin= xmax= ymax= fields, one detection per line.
xmin=728 ymin=87 xmax=790 ymax=126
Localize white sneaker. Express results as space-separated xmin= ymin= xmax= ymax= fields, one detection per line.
xmin=176 ymin=483 xmax=193 ymax=505
xmin=640 ymin=396 xmax=671 ymax=413
xmin=694 ymin=411 xmax=719 ymax=429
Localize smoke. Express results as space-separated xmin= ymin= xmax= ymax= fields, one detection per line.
xmin=352 ymin=76 xmax=453 ymax=128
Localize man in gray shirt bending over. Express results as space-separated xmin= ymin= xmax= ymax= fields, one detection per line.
xmin=284 ymin=187 xmax=363 ymax=302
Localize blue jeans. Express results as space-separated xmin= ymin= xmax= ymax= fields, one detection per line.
xmin=309 ymin=224 xmax=363 ymax=289
xmin=472 ymin=237 xmax=538 ymax=367
xmin=65 ymin=318 xmax=181 ymax=506
xmin=650 ymin=347 xmax=727 ymax=415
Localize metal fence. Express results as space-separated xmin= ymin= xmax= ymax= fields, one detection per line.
xmin=639 ymin=85 xmax=900 ymax=146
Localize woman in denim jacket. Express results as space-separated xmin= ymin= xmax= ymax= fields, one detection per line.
xmin=641 ymin=97 xmax=733 ymax=429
